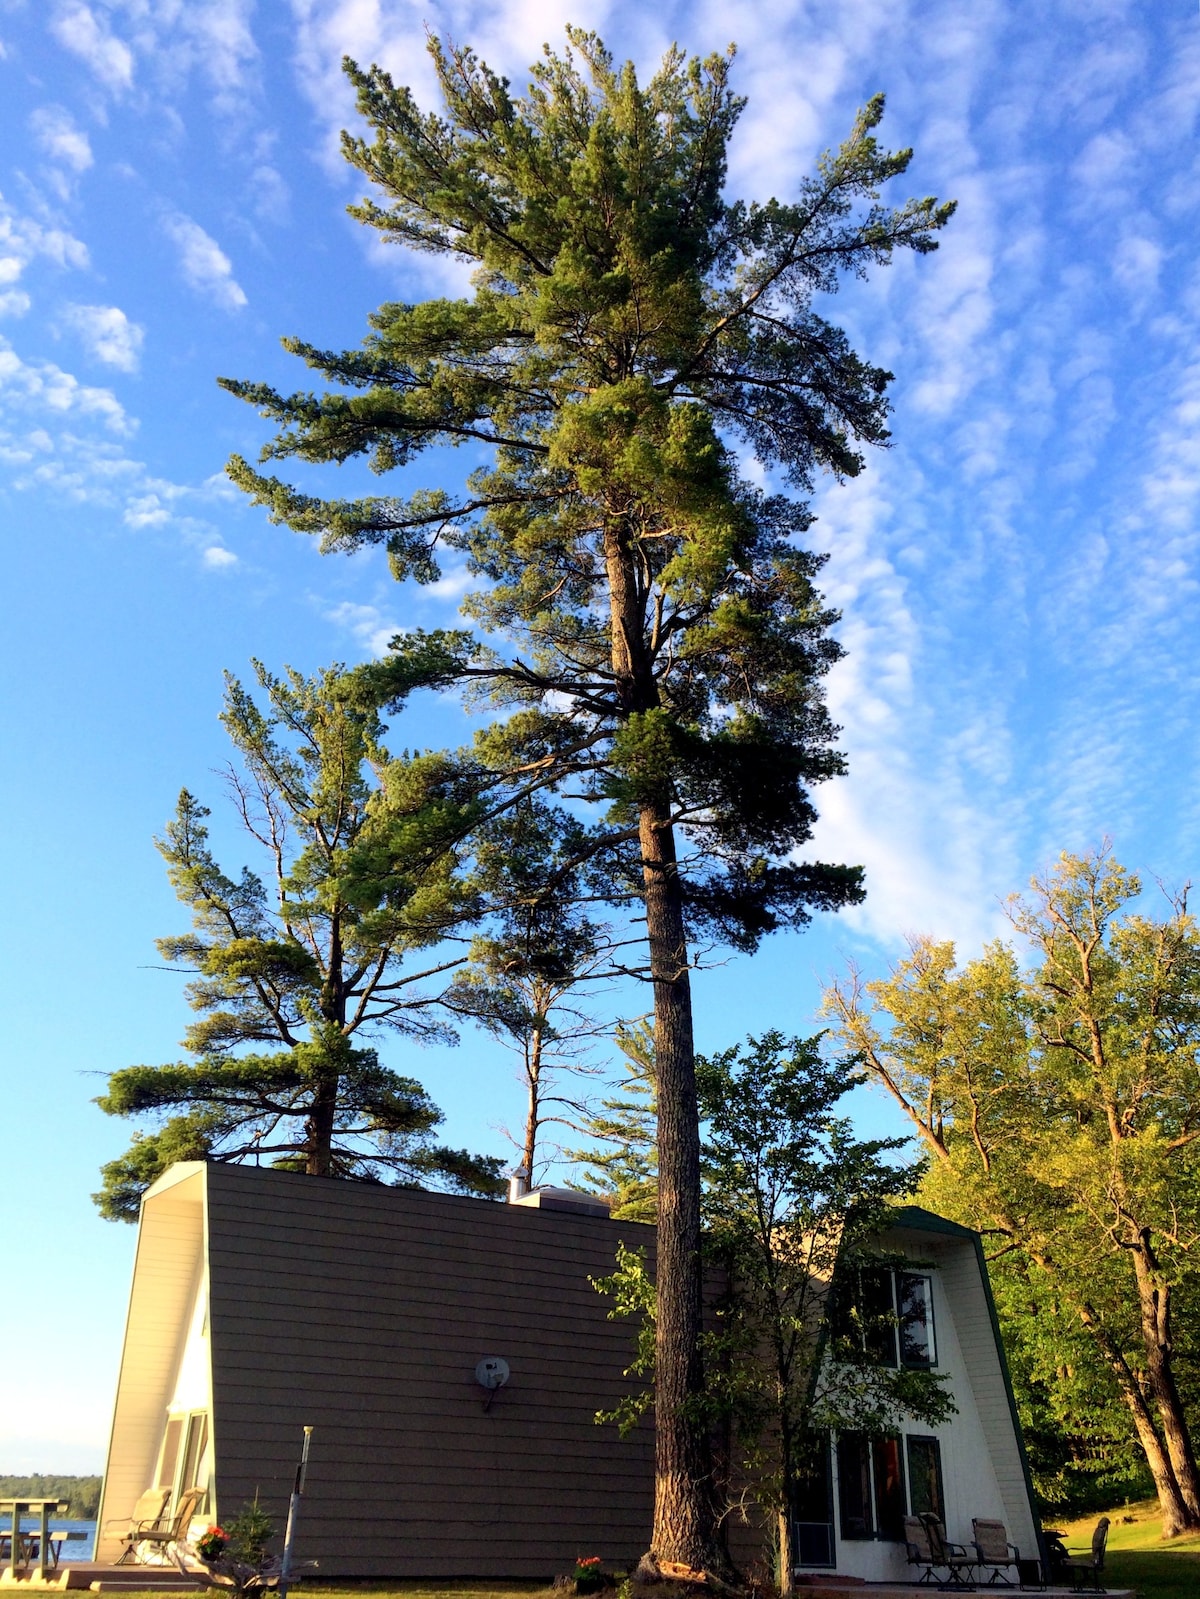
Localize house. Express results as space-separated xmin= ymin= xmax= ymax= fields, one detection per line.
xmin=97 ymin=1162 xmax=1041 ymax=1582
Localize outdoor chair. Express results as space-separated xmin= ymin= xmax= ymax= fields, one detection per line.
xmin=1060 ymin=1517 xmax=1109 ymax=1594
xmin=120 ymin=1483 xmax=203 ymax=1560
xmin=905 ymin=1516 xmax=940 ymax=1585
xmin=972 ymin=1518 xmax=1021 ymax=1585
xmin=106 ymin=1488 xmax=172 ymax=1566
xmin=921 ymin=1512 xmax=977 ymax=1590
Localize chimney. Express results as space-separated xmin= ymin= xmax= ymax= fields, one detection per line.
xmin=507 ymin=1167 xmax=530 ymax=1204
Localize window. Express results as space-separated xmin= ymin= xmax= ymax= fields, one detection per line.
xmin=157 ymin=1417 xmax=183 ymax=1489
xmin=791 ymin=1434 xmax=835 ymax=1568
xmin=836 ymin=1434 xmax=906 ymax=1542
xmin=836 ymin=1435 xmax=873 ymax=1540
xmin=180 ymin=1412 xmax=209 ymax=1495
xmin=154 ymin=1409 xmax=211 ymax=1514
xmin=834 ymin=1266 xmax=938 ymax=1369
xmin=898 ymin=1274 xmax=936 ymax=1368
xmin=906 ymin=1435 xmax=945 ymax=1522
xmin=871 ymin=1436 xmax=907 ymax=1542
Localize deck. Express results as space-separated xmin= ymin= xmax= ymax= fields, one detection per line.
xmin=0 ymin=1564 xmax=206 ymax=1592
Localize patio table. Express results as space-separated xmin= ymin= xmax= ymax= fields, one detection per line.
xmin=0 ymin=1498 xmax=70 ymax=1583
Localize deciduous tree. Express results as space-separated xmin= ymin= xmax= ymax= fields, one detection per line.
xmin=220 ymin=31 xmax=952 ymax=1567
xmin=824 ymin=849 xmax=1200 ymax=1535
xmin=698 ymin=1032 xmax=953 ymax=1589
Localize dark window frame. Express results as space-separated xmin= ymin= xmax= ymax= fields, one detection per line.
xmin=897 ymin=1271 xmax=937 ymax=1369
xmin=836 ymin=1432 xmax=908 ymax=1544
xmin=835 ymin=1265 xmax=939 ymax=1371
xmin=905 ymin=1433 xmax=946 ymax=1523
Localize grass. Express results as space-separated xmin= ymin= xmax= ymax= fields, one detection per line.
xmin=99 ymin=1511 xmax=1200 ymax=1599
xmin=1049 ymin=1499 xmax=1200 ymax=1597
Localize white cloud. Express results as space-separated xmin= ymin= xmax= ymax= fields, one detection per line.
xmin=202 ymin=544 xmax=239 ymax=568
xmin=0 ymin=338 xmax=131 ymax=433
xmin=29 ymin=106 xmax=94 ymax=174
xmin=0 ymin=291 xmax=31 ymax=318
xmin=162 ymin=213 xmax=247 ymax=310
xmin=427 ymin=563 xmax=474 ymax=601
xmin=0 ymin=192 xmax=90 ymax=300
xmin=326 ymin=600 xmax=405 ymax=657
xmin=51 ymin=2 xmax=135 ymax=93
xmin=1113 ymin=232 xmax=1163 ymax=299
xmin=62 ymin=303 xmax=144 ymax=371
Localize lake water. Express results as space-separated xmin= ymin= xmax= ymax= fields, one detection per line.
xmin=1 ymin=1518 xmax=96 ymax=1561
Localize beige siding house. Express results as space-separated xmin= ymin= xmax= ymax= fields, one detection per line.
xmin=98 ymin=1163 xmax=1040 ymax=1582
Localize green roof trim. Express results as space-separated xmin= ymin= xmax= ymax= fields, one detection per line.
xmin=891 ymin=1204 xmax=979 ymax=1241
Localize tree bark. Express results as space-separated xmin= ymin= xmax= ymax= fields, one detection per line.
xmin=521 ymin=1019 xmax=544 ymax=1182
xmin=1130 ymin=1250 xmax=1200 ymax=1530
xmin=1075 ymin=1299 xmax=1196 ymax=1536
xmin=604 ymin=511 xmax=723 ymax=1573
xmin=641 ymin=794 xmax=722 ymax=1569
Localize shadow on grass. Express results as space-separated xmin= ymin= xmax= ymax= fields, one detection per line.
xmin=1104 ymin=1548 xmax=1200 ymax=1597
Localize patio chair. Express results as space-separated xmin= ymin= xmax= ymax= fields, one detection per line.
xmin=972 ymin=1518 xmax=1021 ymax=1585
xmin=106 ymin=1488 xmax=172 ymax=1566
xmin=905 ymin=1516 xmax=940 ymax=1585
xmin=1060 ymin=1517 xmax=1109 ymax=1594
xmin=122 ymin=1488 xmax=204 ymax=1566
xmin=921 ymin=1512 xmax=977 ymax=1590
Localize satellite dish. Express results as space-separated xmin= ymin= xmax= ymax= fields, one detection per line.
xmin=475 ymin=1356 xmax=510 ymax=1391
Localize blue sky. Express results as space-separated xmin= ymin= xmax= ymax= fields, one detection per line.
xmin=2 ymin=0 xmax=1198 ymax=1472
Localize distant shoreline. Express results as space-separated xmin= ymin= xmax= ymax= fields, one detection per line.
xmin=0 ymin=1478 xmax=102 ymax=1521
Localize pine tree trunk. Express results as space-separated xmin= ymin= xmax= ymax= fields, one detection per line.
xmin=641 ymin=795 xmax=721 ymax=1571
xmin=305 ymin=1083 xmax=337 ymax=1177
xmin=522 ymin=1022 xmax=543 ymax=1181
xmin=603 ymin=512 xmax=722 ymax=1573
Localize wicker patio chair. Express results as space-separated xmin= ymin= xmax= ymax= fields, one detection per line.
xmin=972 ymin=1518 xmax=1021 ymax=1585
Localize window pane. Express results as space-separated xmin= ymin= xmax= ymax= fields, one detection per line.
xmin=158 ymin=1417 xmax=183 ymax=1489
xmin=837 ymin=1434 xmax=874 ymax=1540
xmin=792 ymin=1435 xmax=835 ymax=1569
xmin=906 ymin=1435 xmax=944 ymax=1521
xmin=861 ymin=1269 xmax=898 ymax=1366
xmin=793 ymin=1432 xmax=832 ymax=1525
xmin=871 ymin=1437 xmax=906 ymax=1542
xmin=180 ymin=1412 xmax=208 ymax=1491
xmin=898 ymin=1273 xmax=936 ymax=1367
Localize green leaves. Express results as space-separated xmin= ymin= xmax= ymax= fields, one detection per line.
xmin=219 ymin=33 xmax=953 ymax=965
xmin=825 ymin=848 xmax=1200 ymax=1515
xmin=94 ymin=661 xmax=505 ymax=1218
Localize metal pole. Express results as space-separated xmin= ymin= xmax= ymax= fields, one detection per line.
xmin=278 ymin=1427 xmax=313 ymax=1599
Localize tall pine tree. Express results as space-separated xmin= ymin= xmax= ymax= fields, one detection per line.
xmin=220 ymin=31 xmax=952 ymax=1570
xmin=96 ymin=662 xmax=502 ymax=1218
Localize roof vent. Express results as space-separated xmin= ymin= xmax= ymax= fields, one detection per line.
xmin=507 ymin=1168 xmax=530 ymax=1204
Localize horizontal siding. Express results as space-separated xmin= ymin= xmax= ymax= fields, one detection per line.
xmin=204 ymin=1165 xmax=655 ymax=1578
xmin=926 ymin=1242 xmax=1039 ymax=1552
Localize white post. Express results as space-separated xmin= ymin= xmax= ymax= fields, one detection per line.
xmin=278 ymin=1426 xmax=313 ymax=1599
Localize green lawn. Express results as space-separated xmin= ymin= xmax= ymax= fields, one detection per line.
xmin=1051 ymin=1500 xmax=1200 ymax=1597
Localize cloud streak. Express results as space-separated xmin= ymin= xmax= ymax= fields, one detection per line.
xmin=162 ymin=213 xmax=247 ymax=310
